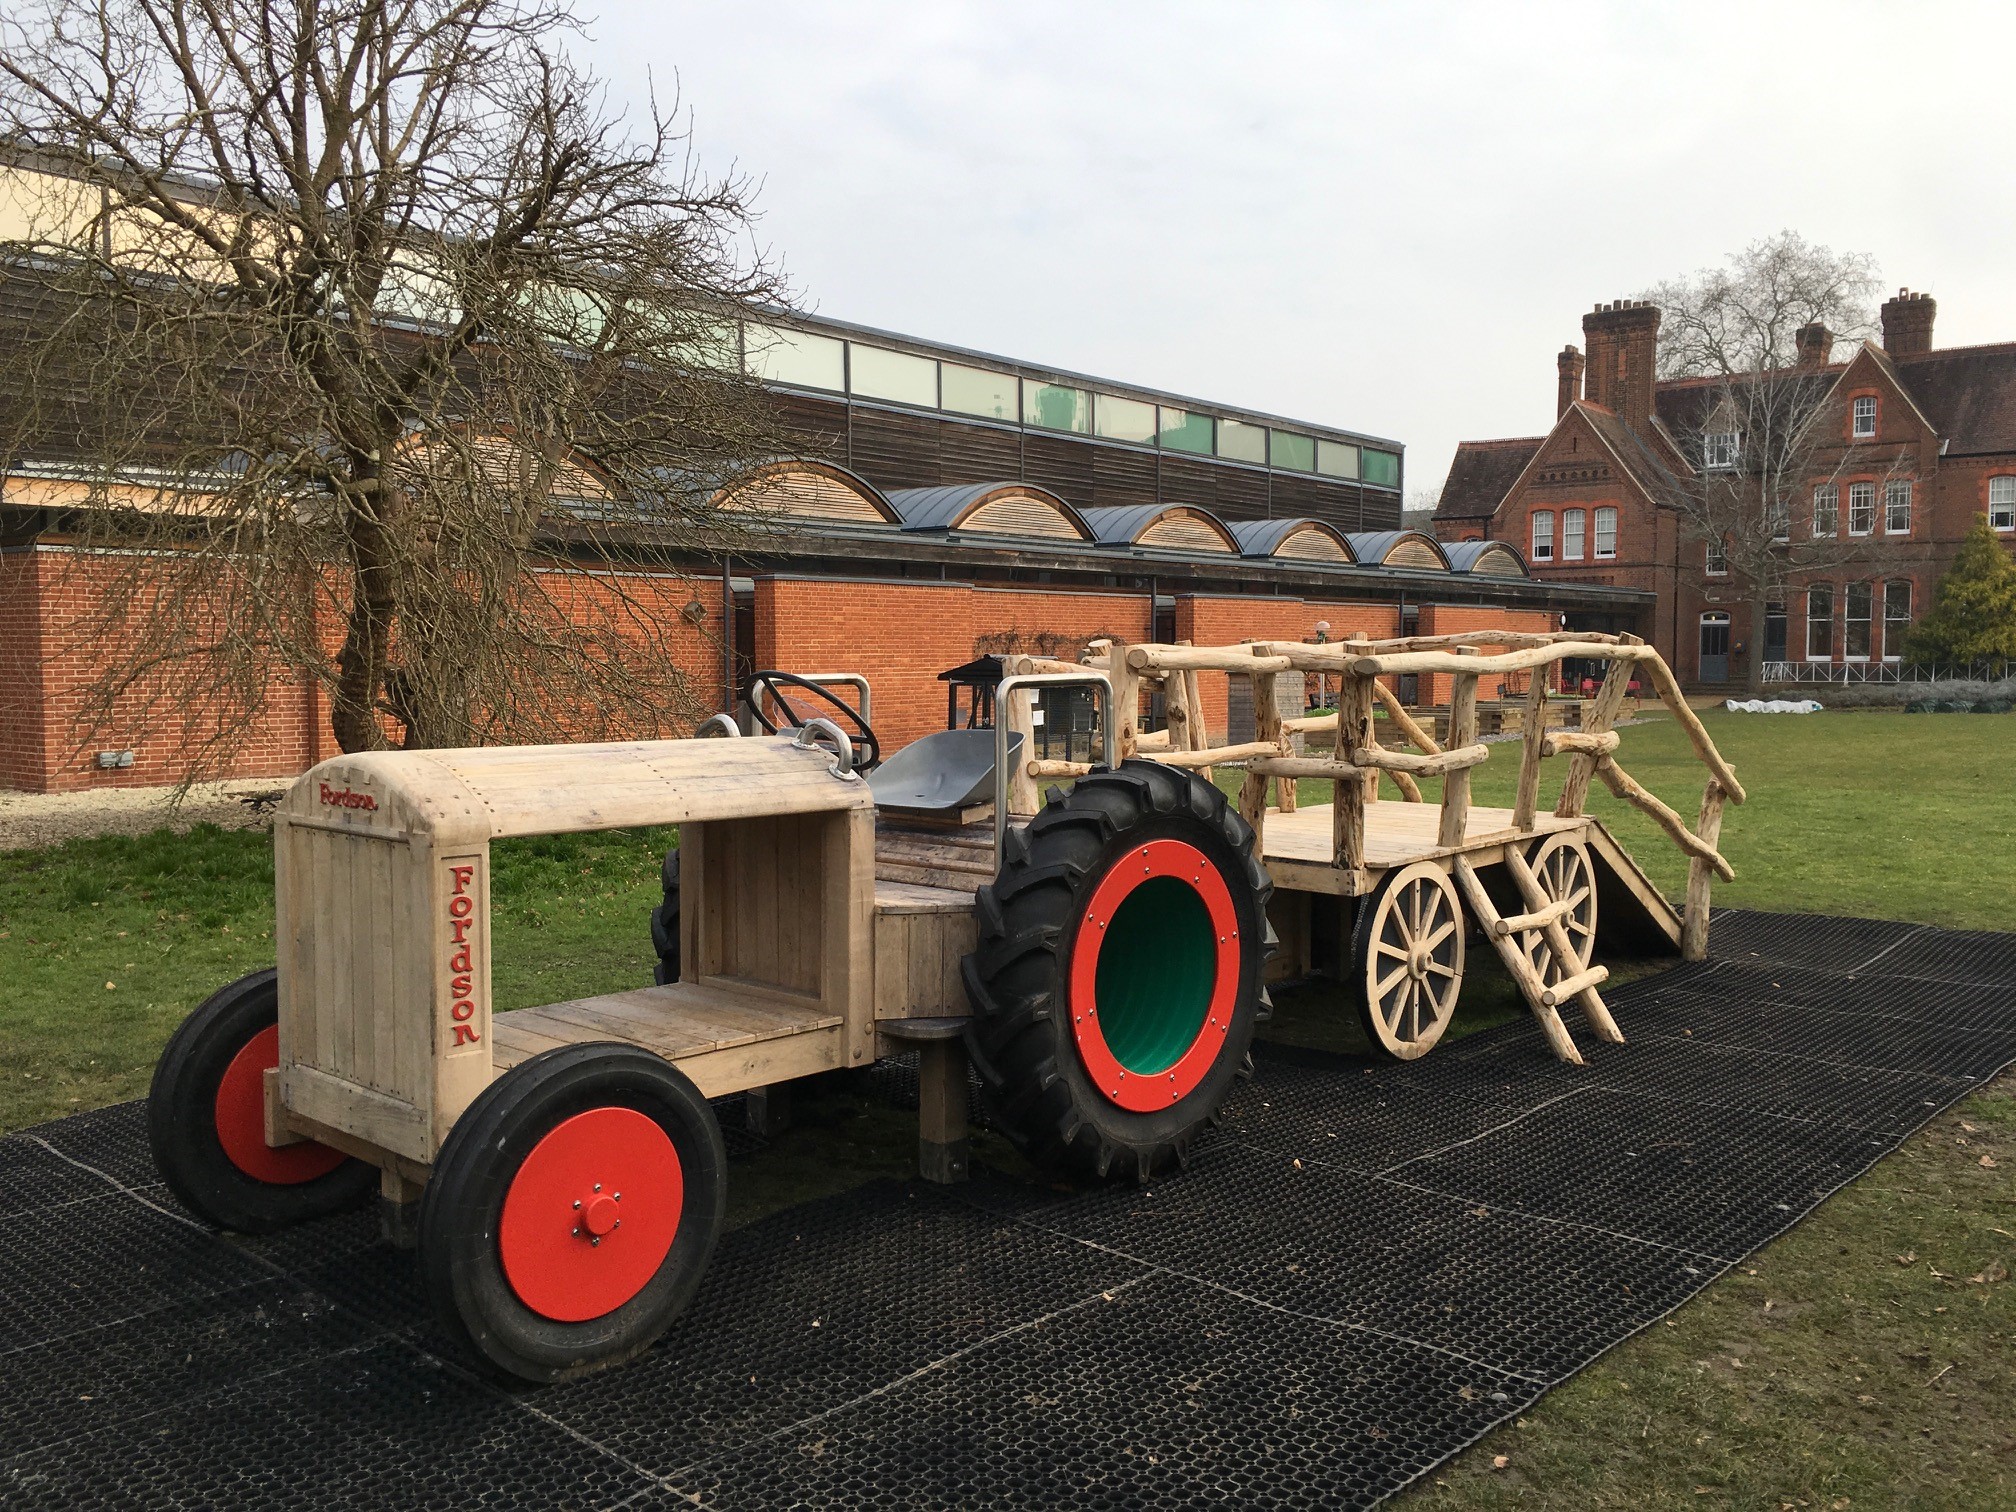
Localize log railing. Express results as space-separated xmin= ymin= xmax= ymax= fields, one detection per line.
xmin=994 ymin=630 xmax=1744 ymax=960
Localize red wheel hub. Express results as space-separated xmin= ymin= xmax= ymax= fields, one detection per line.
xmin=213 ymin=1024 xmax=347 ymax=1185
xmin=1069 ymin=838 xmax=1241 ymax=1112
xmin=498 ymin=1107 xmax=684 ymax=1323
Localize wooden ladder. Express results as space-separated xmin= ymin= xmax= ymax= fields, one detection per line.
xmin=1450 ymin=852 xmax=1624 ymax=1067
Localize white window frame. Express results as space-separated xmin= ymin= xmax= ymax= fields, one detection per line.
xmin=1990 ymin=476 xmax=2016 ymax=531
xmin=1885 ymin=479 xmax=1913 ymax=535
xmin=1562 ymin=507 xmax=1586 ymax=561
xmin=1705 ymin=536 xmax=1728 ymax=576
xmin=1842 ymin=580 xmax=1874 ymax=662
xmin=1852 ymin=395 xmax=1877 ymax=437
xmin=1703 ymin=431 xmax=1739 ymax=470
xmin=1806 ymin=583 xmax=1834 ymax=661
xmin=1882 ymin=579 xmax=1912 ymax=661
xmin=1812 ymin=483 xmax=1839 ymax=536
xmin=1530 ymin=510 xmax=1554 ymax=562
xmin=1769 ymin=499 xmax=1790 ymax=543
xmin=1847 ymin=481 xmax=1875 ymax=536
xmin=1593 ymin=506 xmax=1618 ymax=559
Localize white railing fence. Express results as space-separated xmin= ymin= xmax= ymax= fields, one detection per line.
xmin=1763 ymin=660 xmax=2012 ymax=685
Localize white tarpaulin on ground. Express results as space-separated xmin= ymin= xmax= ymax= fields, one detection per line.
xmin=1724 ymin=698 xmax=1824 ymax=714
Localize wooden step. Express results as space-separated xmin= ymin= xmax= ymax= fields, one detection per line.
xmin=875 ymin=880 xmax=976 ymax=916
xmin=492 ymin=981 xmax=844 ymax=1097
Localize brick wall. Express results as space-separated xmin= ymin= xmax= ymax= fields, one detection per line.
xmin=1173 ymin=595 xmax=1401 ymax=740
xmin=756 ymin=576 xmax=1150 ymax=752
xmin=0 ymin=551 xmax=48 ymax=791
xmin=12 ymin=551 xmax=1582 ymax=792
xmin=9 ymin=548 xmax=730 ymax=794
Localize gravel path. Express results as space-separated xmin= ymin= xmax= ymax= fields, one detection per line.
xmin=0 ymin=779 xmax=287 ymax=850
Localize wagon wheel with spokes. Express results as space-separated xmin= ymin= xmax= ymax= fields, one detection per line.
xmin=1521 ymin=833 xmax=1597 ymax=988
xmin=1351 ymin=861 xmax=1466 ymax=1061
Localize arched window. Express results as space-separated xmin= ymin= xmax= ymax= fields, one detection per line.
xmin=1530 ymin=510 xmax=1554 ymax=562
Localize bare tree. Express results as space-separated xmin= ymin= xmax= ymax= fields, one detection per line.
xmin=1401 ymin=484 xmax=1440 ymax=535
xmin=1643 ymin=232 xmax=1899 ymax=692
xmin=0 ymin=0 xmax=792 ymax=773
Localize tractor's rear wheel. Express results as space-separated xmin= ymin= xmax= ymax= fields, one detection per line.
xmin=962 ymin=761 xmax=1273 ymax=1183
xmin=148 ymin=969 xmax=376 ymax=1233
xmin=419 ymin=1043 xmax=726 ymax=1384
xmin=650 ymin=849 xmax=681 ymax=985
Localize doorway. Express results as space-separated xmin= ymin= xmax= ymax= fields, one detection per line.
xmin=1698 ymin=612 xmax=1731 ymax=683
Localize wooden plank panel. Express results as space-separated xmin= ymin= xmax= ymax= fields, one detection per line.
xmin=311 ymin=829 xmax=341 ymax=1074
xmin=352 ymin=837 xmax=385 ymax=1090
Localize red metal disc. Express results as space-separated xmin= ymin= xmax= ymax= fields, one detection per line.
xmin=498 ymin=1107 xmax=684 ymax=1323
xmin=213 ymin=1024 xmax=348 ymax=1185
xmin=1069 ymin=838 xmax=1241 ymax=1113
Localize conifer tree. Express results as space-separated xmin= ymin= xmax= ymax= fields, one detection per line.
xmin=1903 ymin=514 xmax=2016 ymax=664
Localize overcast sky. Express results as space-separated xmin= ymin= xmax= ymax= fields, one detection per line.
xmin=583 ymin=0 xmax=2016 ymax=497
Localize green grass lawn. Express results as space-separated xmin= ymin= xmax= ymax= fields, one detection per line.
xmin=1 ymin=707 xmax=2012 ymax=1503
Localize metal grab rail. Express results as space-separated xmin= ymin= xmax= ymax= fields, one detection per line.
xmin=994 ymin=671 xmax=1116 ymax=867
xmin=742 ymin=672 xmax=873 ymax=734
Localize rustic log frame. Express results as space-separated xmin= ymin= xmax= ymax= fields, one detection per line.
xmin=1088 ymin=631 xmax=1746 ymax=1062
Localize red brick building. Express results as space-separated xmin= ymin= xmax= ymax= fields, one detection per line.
xmin=1435 ymin=291 xmax=2016 ymax=685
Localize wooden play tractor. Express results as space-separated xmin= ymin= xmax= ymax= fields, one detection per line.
xmin=148 ymin=674 xmax=1276 ymax=1382
xmin=148 ymin=632 xmax=1741 ymax=1383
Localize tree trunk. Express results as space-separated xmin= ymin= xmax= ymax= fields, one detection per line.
xmin=330 ymin=468 xmax=400 ymax=754
xmin=1743 ymin=589 xmax=1770 ymax=695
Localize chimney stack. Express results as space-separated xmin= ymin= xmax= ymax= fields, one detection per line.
xmin=1795 ymin=322 xmax=1833 ymax=368
xmin=1556 ymin=345 xmax=1584 ymax=417
xmin=1581 ymin=300 xmax=1662 ymax=434
xmin=1881 ymin=289 xmax=1936 ymax=356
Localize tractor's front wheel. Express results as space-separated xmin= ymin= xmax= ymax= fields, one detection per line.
xmin=419 ymin=1043 xmax=726 ymax=1384
xmin=148 ymin=969 xmax=376 ymax=1233
xmin=962 ymin=761 xmax=1273 ymax=1183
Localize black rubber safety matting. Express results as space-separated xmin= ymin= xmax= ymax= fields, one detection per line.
xmin=5 ymin=910 xmax=2015 ymax=1509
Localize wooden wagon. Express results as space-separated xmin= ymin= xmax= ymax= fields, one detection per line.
xmin=146 ymin=633 xmax=1739 ymax=1382
xmin=1025 ymin=630 xmax=1745 ymax=1064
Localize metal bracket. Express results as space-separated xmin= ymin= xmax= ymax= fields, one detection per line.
xmin=793 ymin=717 xmax=858 ymax=780
xmin=993 ymin=671 xmax=1116 ymax=868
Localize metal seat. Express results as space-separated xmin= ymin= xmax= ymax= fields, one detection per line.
xmin=865 ymin=729 xmax=1024 ymax=816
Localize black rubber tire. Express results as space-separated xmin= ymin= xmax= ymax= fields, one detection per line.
xmin=961 ymin=760 xmax=1273 ymax=1183
xmin=650 ymin=848 xmax=681 ymax=985
xmin=418 ymin=1042 xmax=727 ymax=1384
xmin=147 ymin=968 xmax=377 ymax=1233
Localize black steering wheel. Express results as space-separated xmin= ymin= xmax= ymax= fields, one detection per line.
xmin=742 ymin=671 xmax=881 ymax=773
